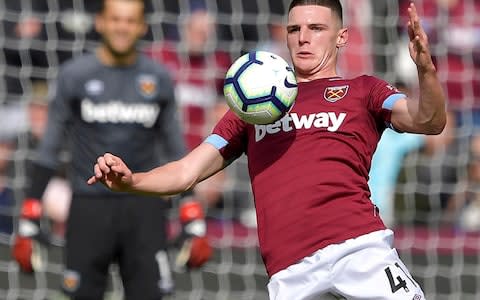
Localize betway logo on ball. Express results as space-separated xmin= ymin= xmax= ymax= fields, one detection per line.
xmin=255 ymin=112 xmax=346 ymax=142
xmin=81 ymin=99 xmax=160 ymax=128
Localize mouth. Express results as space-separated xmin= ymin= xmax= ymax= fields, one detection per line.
xmin=112 ymin=36 xmax=134 ymax=47
xmin=296 ymin=51 xmax=312 ymax=58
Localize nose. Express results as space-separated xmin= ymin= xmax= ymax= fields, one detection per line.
xmin=298 ymin=27 xmax=310 ymax=45
xmin=112 ymin=16 xmax=134 ymax=33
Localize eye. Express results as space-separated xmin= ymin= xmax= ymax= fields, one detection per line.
xmin=287 ymin=26 xmax=299 ymax=33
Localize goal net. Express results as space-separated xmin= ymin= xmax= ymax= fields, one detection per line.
xmin=1 ymin=0 xmax=479 ymax=299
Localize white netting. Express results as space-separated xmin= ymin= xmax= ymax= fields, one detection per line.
xmin=0 ymin=0 xmax=479 ymax=299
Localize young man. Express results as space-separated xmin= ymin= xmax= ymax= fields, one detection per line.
xmin=12 ymin=0 xmax=211 ymax=299
xmin=89 ymin=0 xmax=446 ymax=299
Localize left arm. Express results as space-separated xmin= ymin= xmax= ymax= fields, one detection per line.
xmin=390 ymin=2 xmax=446 ymax=135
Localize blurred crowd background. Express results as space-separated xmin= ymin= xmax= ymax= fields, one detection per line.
xmin=0 ymin=0 xmax=479 ymax=299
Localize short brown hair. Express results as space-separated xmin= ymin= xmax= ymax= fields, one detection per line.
xmin=100 ymin=0 xmax=145 ymax=15
xmin=288 ymin=0 xmax=343 ymax=25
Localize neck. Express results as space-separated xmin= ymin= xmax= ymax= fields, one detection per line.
xmin=96 ymin=46 xmax=137 ymax=66
xmin=296 ymin=69 xmax=339 ymax=82
xmin=295 ymin=56 xmax=340 ymax=82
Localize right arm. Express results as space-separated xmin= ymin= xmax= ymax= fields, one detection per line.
xmin=29 ymin=64 xmax=73 ymax=197
xmin=13 ymin=65 xmax=71 ymax=273
xmin=390 ymin=2 xmax=446 ymax=135
xmin=87 ymin=142 xmax=226 ymax=197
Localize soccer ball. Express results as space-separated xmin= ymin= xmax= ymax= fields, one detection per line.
xmin=223 ymin=51 xmax=297 ymax=125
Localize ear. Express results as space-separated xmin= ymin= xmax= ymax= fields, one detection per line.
xmin=336 ymin=27 xmax=348 ymax=48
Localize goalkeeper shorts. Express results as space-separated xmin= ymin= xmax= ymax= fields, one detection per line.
xmin=62 ymin=196 xmax=172 ymax=300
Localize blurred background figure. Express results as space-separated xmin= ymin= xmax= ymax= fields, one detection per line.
xmin=369 ymin=81 xmax=425 ymax=228
xmin=0 ymin=136 xmax=16 ymax=235
xmin=10 ymin=1 xmax=212 ymax=299
xmin=146 ymin=6 xmax=232 ymax=212
xmin=255 ymin=17 xmax=290 ymax=62
xmin=396 ymin=0 xmax=480 ymax=136
xmin=1 ymin=1 xmax=48 ymax=100
xmin=0 ymin=80 xmax=72 ymax=238
xmin=394 ymin=111 xmax=460 ymax=226
xmin=390 ymin=0 xmax=480 ymax=230
xmin=337 ymin=0 xmax=374 ymax=78
xmin=1 ymin=0 xmax=99 ymax=102
xmin=450 ymin=134 xmax=480 ymax=232
xmin=24 ymin=81 xmax=72 ymax=243
xmin=147 ymin=7 xmax=230 ymax=151
xmin=25 ymin=81 xmax=49 ymax=144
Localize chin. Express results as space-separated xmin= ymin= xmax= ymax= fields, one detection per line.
xmin=103 ymin=38 xmax=136 ymax=58
xmin=112 ymin=49 xmax=131 ymax=56
xmin=110 ymin=46 xmax=136 ymax=58
xmin=110 ymin=43 xmax=133 ymax=53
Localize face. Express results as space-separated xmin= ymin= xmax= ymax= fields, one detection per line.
xmin=184 ymin=11 xmax=215 ymax=54
xmin=95 ymin=0 xmax=146 ymax=58
xmin=28 ymin=103 xmax=48 ymax=140
xmin=287 ymin=5 xmax=347 ymax=80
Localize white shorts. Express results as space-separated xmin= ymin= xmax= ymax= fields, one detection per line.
xmin=267 ymin=229 xmax=425 ymax=300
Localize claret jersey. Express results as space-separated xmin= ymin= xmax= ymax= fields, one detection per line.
xmin=207 ymin=75 xmax=406 ymax=277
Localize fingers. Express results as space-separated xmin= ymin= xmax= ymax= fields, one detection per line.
xmin=87 ymin=153 xmax=122 ymax=185
xmin=87 ymin=153 xmax=133 ymax=190
xmin=407 ymin=2 xmax=426 ymax=43
xmin=103 ymin=152 xmax=118 ymax=167
xmin=406 ymin=1 xmax=433 ymax=66
xmin=87 ymin=175 xmax=97 ymax=185
xmin=407 ymin=3 xmax=419 ymax=36
xmin=104 ymin=154 xmax=130 ymax=175
xmin=96 ymin=153 xmax=121 ymax=173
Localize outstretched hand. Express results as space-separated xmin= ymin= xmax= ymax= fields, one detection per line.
xmin=87 ymin=153 xmax=133 ymax=192
xmin=407 ymin=2 xmax=435 ymax=72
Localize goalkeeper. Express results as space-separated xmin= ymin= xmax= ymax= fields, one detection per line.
xmin=89 ymin=0 xmax=446 ymax=299
xmin=12 ymin=0 xmax=212 ymax=299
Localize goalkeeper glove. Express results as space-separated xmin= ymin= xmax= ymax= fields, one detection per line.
xmin=12 ymin=198 xmax=49 ymax=273
xmin=174 ymin=200 xmax=213 ymax=270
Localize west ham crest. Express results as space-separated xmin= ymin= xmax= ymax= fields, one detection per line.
xmin=62 ymin=270 xmax=81 ymax=292
xmin=136 ymin=74 xmax=158 ymax=98
xmin=324 ymin=85 xmax=349 ymax=102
